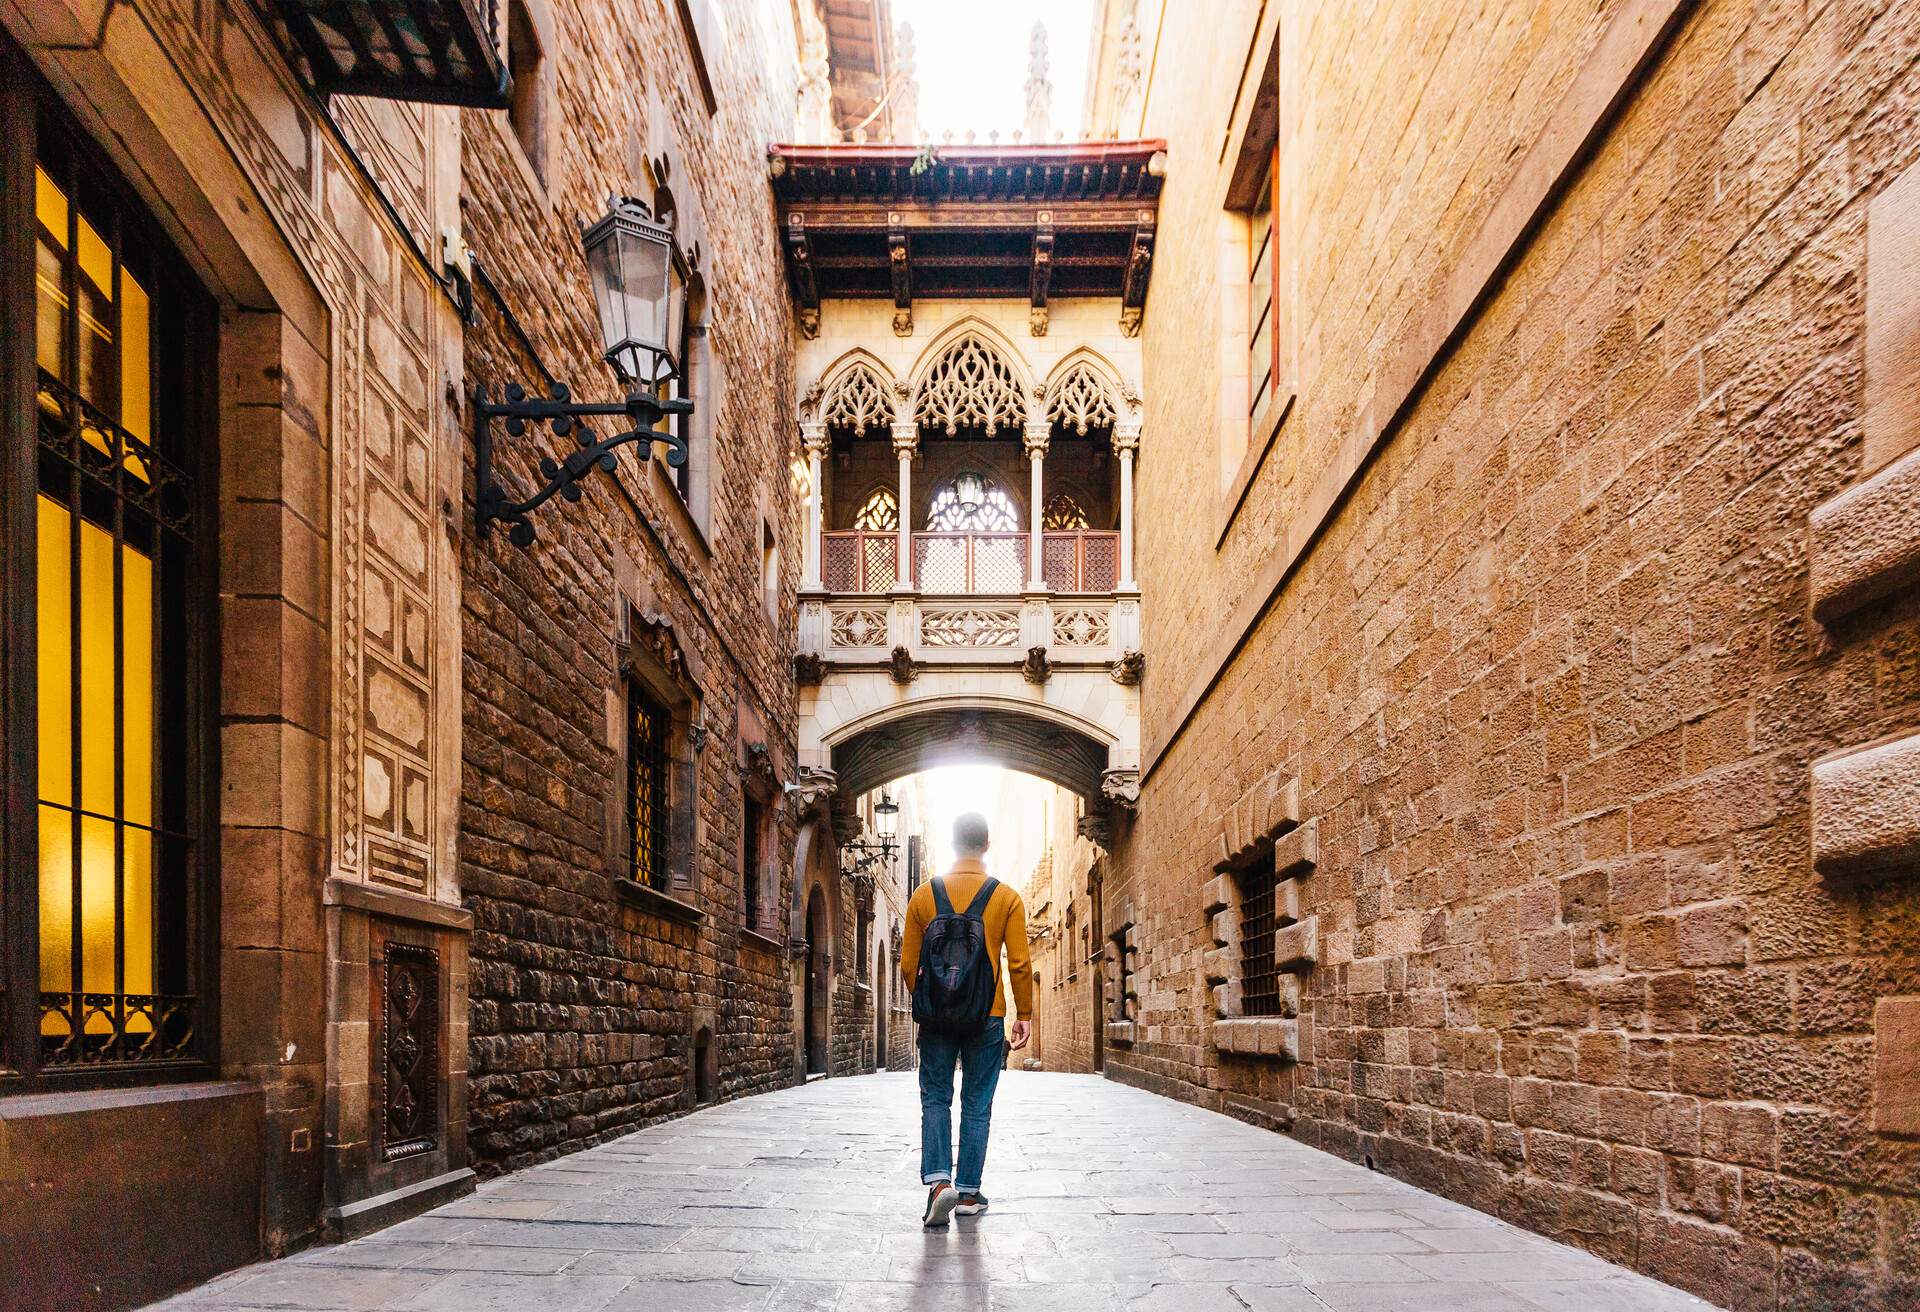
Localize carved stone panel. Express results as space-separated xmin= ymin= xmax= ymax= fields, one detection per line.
xmin=379 ymin=941 xmax=441 ymax=1162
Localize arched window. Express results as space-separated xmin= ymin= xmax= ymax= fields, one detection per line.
xmin=853 ymin=486 xmax=899 ymax=531
xmin=927 ymin=474 xmax=1019 ymax=532
xmin=1043 ymin=493 xmax=1090 ymax=530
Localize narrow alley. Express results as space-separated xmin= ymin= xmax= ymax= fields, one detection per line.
xmin=148 ymin=1073 xmax=1711 ymax=1312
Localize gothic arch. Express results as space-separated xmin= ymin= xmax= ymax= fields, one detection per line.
xmin=804 ymin=348 xmax=899 ymax=434
xmin=908 ymin=317 xmax=1036 ymax=436
xmin=1043 ymin=348 xmax=1134 ymax=436
xmin=822 ymin=693 xmax=1120 ymax=801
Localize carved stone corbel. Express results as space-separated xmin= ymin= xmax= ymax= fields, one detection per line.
xmin=888 ymin=645 xmax=918 ymax=685
xmin=1101 ymin=768 xmax=1140 ymax=812
xmin=1110 ymin=649 xmax=1143 ymax=685
xmin=785 ymin=766 xmax=838 ymax=817
xmin=1022 ymin=646 xmax=1051 ymax=685
xmin=793 ymin=651 xmax=824 ymax=686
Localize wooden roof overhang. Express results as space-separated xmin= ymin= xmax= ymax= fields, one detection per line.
xmin=769 ymin=141 xmax=1167 ymax=338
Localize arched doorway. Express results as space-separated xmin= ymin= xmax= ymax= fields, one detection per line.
xmin=805 ymin=887 xmax=829 ymax=1075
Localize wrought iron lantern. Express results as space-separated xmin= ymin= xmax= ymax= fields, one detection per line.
xmin=841 ymin=793 xmax=900 ymax=884
xmin=473 ymin=195 xmax=692 ymax=546
xmin=954 ymin=471 xmax=987 ymax=509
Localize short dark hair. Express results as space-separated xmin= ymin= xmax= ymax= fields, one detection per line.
xmin=953 ymin=811 xmax=990 ymax=856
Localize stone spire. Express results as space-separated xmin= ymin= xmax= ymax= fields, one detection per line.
xmin=1024 ymin=21 xmax=1053 ymax=144
xmin=796 ymin=1 xmax=835 ymax=142
xmin=894 ymin=21 xmax=922 ymax=142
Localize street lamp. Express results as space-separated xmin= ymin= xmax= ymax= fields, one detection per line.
xmin=473 ymin=195 xmax=693 ymax=546
xmin=841 ymin=792 xmax=900 ymax=883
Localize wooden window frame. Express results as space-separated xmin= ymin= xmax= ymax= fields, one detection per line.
xmin=0 ymin=51 xmax=220 ymax=1092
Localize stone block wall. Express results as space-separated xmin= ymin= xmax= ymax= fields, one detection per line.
xmin=1107 ymin=1 xmax=1920 ymax=1307
xmin=459 ymin=0 xmax=804 ymax=1172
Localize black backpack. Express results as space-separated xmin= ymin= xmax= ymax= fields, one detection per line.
xmin=911 ymin=877 xmax=1000 ymax=1037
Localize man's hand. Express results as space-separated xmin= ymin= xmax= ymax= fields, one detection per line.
xmin=1009 ymin=1020 xmax=1031 ymax=1051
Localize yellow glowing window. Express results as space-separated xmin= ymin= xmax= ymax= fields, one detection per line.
xmin=26 ymin=124 xmax=202 ymax=1075
xmin=628 ymin=685 xmax=671 ymax=889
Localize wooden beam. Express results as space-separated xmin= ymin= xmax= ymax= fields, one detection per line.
xmin=785 ymin=214 xmax=820 ymax=339
xmin=1030 ymin=212 xmax=1054 ymax=338
xmin=888 ymin=213 xmax=911 ymax=337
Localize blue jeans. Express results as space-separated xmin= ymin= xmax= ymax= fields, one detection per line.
xmin=918 ymin=1017 xmax=1005 ymax=1192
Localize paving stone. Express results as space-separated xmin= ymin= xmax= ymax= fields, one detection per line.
xmin=144 ymin=1073 xmax=1706 ymax=1312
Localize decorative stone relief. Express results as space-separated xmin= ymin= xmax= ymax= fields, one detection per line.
xmin=380 ymin=942 xmax=440 ymax=1161
xmin=146 ymin=0 xmax=455 ymax=901
xmin=914 ymin=332 xmax=1024 ymax=435
xmin=1101 ymin=768 xmax=1140 ymax=811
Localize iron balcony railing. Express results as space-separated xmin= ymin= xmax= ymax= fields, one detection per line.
xmin=256 ymin=0 xmax=512 ymax=108
xmin=822 ymin=530 xmax=1119 ymax=594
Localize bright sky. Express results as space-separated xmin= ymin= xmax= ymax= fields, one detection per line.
xmin=916 ymin=764 xmax=1058 ymax=875
xmin=891 ymin=0 xmax=1098 ymax=142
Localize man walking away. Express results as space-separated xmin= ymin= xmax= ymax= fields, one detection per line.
xmin=901 ymin=811 xmax=1033 ymax=1228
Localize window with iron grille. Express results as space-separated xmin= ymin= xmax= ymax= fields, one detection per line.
xmin=742 ymin=793 xmax=763 ymax=928
xmin=6 ymin=71 xmax=217 ymax=1086
xmin=627 ymin=682 xmax=671 ymax=889
xmin=1238 ymin=849 xmax=1283 ymax=1016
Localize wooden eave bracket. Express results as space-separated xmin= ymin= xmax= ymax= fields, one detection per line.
xmin=1030 ymin=212 xmax=1054 ymax=337
xmin=786 ymin=213 xmax=820 ymax=339
xmin=1120 ymin=212 xmax=1154 ymax=337
xmin=888 ymin=212 xmax=912 ymax=337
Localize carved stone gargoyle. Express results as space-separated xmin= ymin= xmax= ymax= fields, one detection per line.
xmin=1022 ymin=646 xmax=1052 ymax=685
xmin=888 ymin=645 xmax=918 ymax=685
xmin=792 ymin=651 xmax=824 ymax=686
xmin=1110 ymin=649 xmax=1144 ymax=685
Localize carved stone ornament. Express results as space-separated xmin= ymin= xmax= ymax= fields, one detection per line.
xmin=888 ymin=645 xmax=919 ymax=684
xmin=1077 ymin=812 xmax=1113 ymax=850
xmin=743 ymin=740 xmax=778 ymax=790
xmin=1101 ymin=768 xmax=1141 ymax=811
xmin=793 ymin=651 xmax=825 ymax=686
xmin=630 ymin=609 xmax=692 ymax=691
xmin=785 ymin=766 xmax=838 ymax=815
xmin=1022 ymin=645 xmax=1052 ymax=685
xmin=1110 ymin=649 xmax=1144 ymax=685
xmin=688 ymin=717 xmax=710 ymax=755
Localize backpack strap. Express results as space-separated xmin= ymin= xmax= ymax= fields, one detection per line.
xmin=930 ymin=878 xmax=955 ymax=917
xmin=958 ymin=877 xmax=999 ymax=920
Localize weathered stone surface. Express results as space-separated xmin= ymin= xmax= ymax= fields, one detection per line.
xmin=1812 ymin=732 xmax=1920 ymax=879
xmin=1875 ymin=998 xmax=1920 ymax=1138
xmin=147 ymin=1073 xmax=1708 ymax=1312
xmin=1811 ymin=444 xmax=1920 ymax=623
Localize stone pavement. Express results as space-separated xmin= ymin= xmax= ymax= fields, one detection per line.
xmin=148 ymin=1072 xmax=1718 ymax=1312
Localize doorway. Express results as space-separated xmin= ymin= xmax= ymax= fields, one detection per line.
xmin=805 ymin=887 xmax=829 ymax=1075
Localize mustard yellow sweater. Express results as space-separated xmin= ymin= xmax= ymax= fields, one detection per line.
xmin=900 ymin=858 xmax=1035 ymax=1020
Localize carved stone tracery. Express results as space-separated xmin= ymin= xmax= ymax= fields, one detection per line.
xmin=914 ymin=333 xmax=1025 ymax=435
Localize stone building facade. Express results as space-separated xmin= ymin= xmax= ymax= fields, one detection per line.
xmin=1019 ymin=783 xmax=1104 ymax=1076
xmin=0 ymin=0 xmax=824 ymax=1308
xmin=456 ymin=0 xmax=806 ymax=1175
xmin=1087 ymin=1 xmax=1920 ymax=1308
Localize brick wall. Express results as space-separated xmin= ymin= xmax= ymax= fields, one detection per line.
xmin=1109 ymin=1 xmax=1920 ymax=1307
xmin=460 ymin=0 xmax=805 ymax=1172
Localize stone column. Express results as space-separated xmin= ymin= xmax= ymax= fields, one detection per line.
xmin=1114 ymin=419 xmax=1141 ymax=591
xmin=891 ymin=419 xmax=917 ymax=588
xmin=801 ymin=420 xmax=828 ymax=590
xmin=1025 ymin=418 xmax=1050 ymax=590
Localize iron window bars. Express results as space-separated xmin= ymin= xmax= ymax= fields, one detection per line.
xmin=5 ymin=78 xmax=215 ymax=1086
xmin=627 ymin=681 xmax=671 ymax=890
xmin=1238 ymin=850 xmax=1284 ymax=1017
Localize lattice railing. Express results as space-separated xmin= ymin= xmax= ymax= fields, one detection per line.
xmin=823 ymin=531 xmax=899 ymax=592
xmin=914 ymin=532 xmax=1026 ymax=594
xmin=823 ymin=530 xmax=1119 ymax=595
xmin=1044 ymin=531 xmax=1118 ymax=592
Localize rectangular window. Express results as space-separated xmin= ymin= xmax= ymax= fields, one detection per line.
xmin=1238 ymin=850 xmax=1282 ymax=1017
xmin=742 ymin=793 xmax=763 ymax=928
xmin=505 ymin=0 xmax=548 ymax=186
xmin=627 ymin=682 xmax=670 ymax=890
xmin=1247 ymin=147 xmax=1278 ymax=426
xmin=8 ymin=73 xmax=215 ymax=1085
xmin=907 ymin=834 xmax=923 ymax=895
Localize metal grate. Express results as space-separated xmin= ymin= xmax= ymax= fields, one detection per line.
xmin=1043 ymin=530 xmax=1119 ymax=592
xmin=915 ymin=532 xmax=1025 ymax=593
xmin=628 ymin=684 xmax=671 ymax=889
xmin=742 ymin=795 xmax=763 ymax=928
xmin=28 ymin=110 xmax=210 ymax=1077
xmin=1238 ymin=851 xmax=1282 ymax=1016
xmin=823 ymin=531 xmax=897 ymax=592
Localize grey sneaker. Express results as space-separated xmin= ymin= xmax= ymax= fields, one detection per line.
xmin=955 ymin=1192 xmax=989 ymax=1216
xmin=923 ymin=1182 xmax=958 ymax=1228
